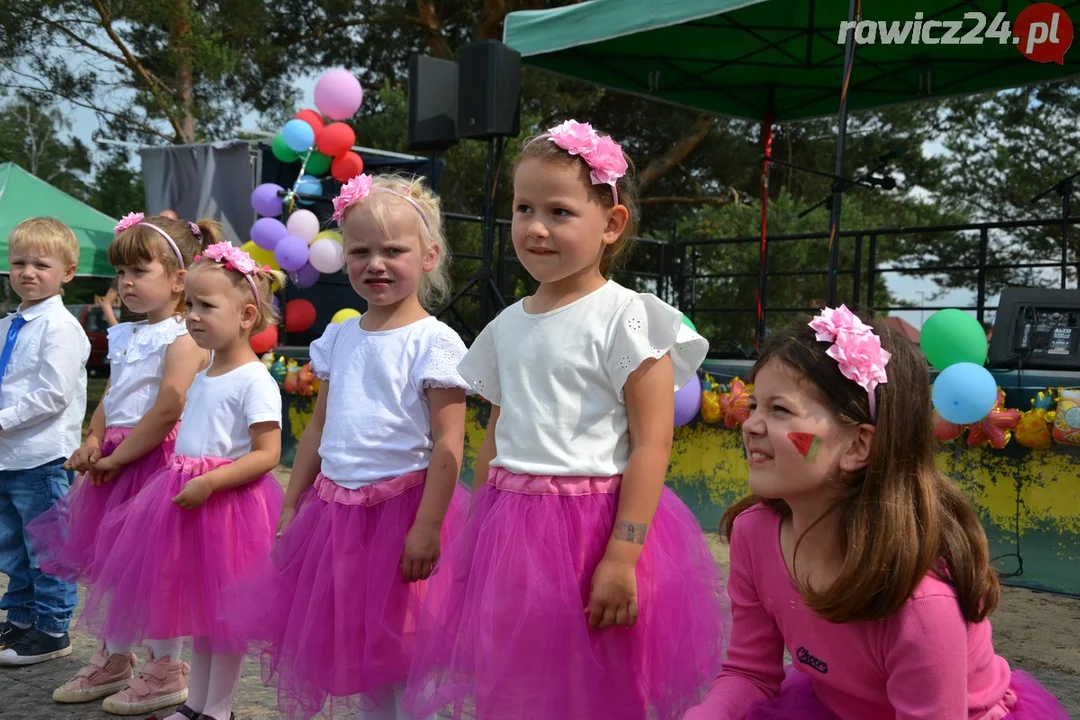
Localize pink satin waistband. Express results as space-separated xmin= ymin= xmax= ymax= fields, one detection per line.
xmin=315 ymin=469 xmax=427 ymax=506
xmin=104 ymin=423 xmax=180 ymax=446
xmin=488 ymin=467 xmax=621 ymax=495
xmin=169 ymin=454 xmax=232 ymax=475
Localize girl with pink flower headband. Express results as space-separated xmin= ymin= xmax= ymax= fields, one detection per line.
xmin=79 ymin=242 xmax=288 ymax=720
xmin=404 ymin=121 xmax=729 ymax=720
xmin=29 ymin=212 xmax=215 ymax=716
xmin=220 ymin=172 xmax=470 ymax=720
xmin=685 ymin=308 xmax=1069 ymax=719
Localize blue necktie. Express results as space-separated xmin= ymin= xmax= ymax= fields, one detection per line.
xmin=0 ymin=316 xmax=28 ymax=388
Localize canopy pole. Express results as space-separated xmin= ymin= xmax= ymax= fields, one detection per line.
xmin=826 ymin=0 xmax=860 ymax=306
xmin=756 ymin=99 xmax=775 ymax=351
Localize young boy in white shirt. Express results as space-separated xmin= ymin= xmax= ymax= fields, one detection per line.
xmin=0 ymin=217 xmax=89 ymax=666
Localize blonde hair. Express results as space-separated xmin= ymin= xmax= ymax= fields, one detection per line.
xmin=189 ymin=257 xmax=286 ymax=335
xmin=9 ymin=217 xmax=80 ymax=268
xmin=514 ymin=129 xmax=639 ymax=277
xmin=341 ymin=174 xmax=450 ymax=309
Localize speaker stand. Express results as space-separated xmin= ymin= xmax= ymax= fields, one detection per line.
xmin=438 ymin=137 xmax=507 ymax=337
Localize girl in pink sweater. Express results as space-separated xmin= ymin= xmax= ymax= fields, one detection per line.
xmin=685 ymin=307 xmax=1068 ymax=720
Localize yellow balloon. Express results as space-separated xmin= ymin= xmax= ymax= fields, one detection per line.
xmin=331 ymin=308 xmax=362 ymax=324
xmin=241 ymin=241 xmax=280 ymax=271
xmin=313 ymin=229 xmax=343 ymax=244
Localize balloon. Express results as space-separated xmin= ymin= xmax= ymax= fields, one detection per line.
xmin=331 ymin=151 xmax=364 ymax=183
xmin=314 ymin=69 xmax=364 ymax=120
xmin=920 ymin=309 xmax=988 ymax=371
xmin=931 ymin=410 xmax=964 ymax=442
xmin=271 ymin=133 xmax=299 ymax=163
xmin=295 ymin=174 xmax=322 ymax=204
xmin=313 ymin=229 xmax=343 ymax=244
xmin=285 ymin=298 xmax=317 ymax=333
xmin=250 ymin=325 xmax=278 ymax=354
xmin=240 ymin=241 xmax=280 ymax=271
xmin=931 ymin=362 xmax=998 ymax=424
xmin=719 ymin=376 xmax=752 ymax=428
xmin=294 ymin=108 xmax=324 ymax=135
xmin=331 ymin=308 xmax=362 ymax=324
xmin=317 ymin=122 xmax=356 ymax=157
xmin=282 ymin=119 xmax=316 ymax=153
xmin=286 ymin=209 xmax=320 ymax=243
xmin=682 ymin=315 xmax=697 ymax=333
xmin=674 ymin=374 xmax=702 ymax=427
xmin=291 ymin=263 xmax=321 ymax=288
xmin=305 ymin=151 xmax=332 ymax=176
xmin=251 ymin=183 xmax=284 ymax=217
xmin=274 ymin=235 xmax=309 ymax=272
xmin=251 ymin=217 xmax=288 ymax=251
xmin=308 ymin=238 xmax=344 ymax=273
xmin=966 ymin=388 xmax=1020 ymax=450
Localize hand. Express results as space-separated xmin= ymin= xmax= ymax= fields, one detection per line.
xmin=586 ymin=556 xmax=639 ymax=629
xmin=276 ymin=506 xmax=296 ymax=538
xmin=172 ymin=476 xmax=214 ymax=510
xmin=66 ymin=445 xmax=102 ymax=474
xmin=400 ymin=522 xmax=441 ymax=582
xmin=88 ymin=455 xmax=123 ymax=485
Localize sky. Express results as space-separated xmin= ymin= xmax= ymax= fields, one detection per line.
xmin=65 ymin=83 xmax=974 ymax=330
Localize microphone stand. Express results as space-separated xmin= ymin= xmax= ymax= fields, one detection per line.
xmin=1031 ymin=170 xmax=1078 ymax=290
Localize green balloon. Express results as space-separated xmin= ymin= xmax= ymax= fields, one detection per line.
xmin=272 ymin=133 xmax=299 ymax=163
xmin=305 ymin=151 xmax=332 ymax=176
xmin=919 ymin=308 xmax=987 ymax=370
xmin=682 ymin=314 xmax=697 ymax=333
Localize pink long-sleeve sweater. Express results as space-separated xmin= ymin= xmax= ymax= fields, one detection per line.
xmin=686 ymin=504 xmax=1015 ymax=720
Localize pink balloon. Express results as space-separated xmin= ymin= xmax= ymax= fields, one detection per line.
xmin=308 ymin=238 xmax=344 ymax=274
xmin=314 ymin=69 xmax=363 ymax=120
xmin=286 ymin=209 xmax=320 ymax=243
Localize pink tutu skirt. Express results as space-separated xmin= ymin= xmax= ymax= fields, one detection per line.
xmin=403 ymin=468 xmax=730 ymax=720
xmin=27 ymin=425 xmax=178 ymax=582
xmin=219 ymin=470 xmax=468 ymax=720
xmin=745 ymin=667 xmax=1070 ymax=719
xmin=78 ymin=454 xmax=283 ymax=653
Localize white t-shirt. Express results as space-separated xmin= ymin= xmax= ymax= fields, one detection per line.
xmin=173 ymin=361 xmax=282 ymax=460
xmin=309 ymin=316 xmax=469 ymax=489
xmin=458 ymin=281 xmax=708 ymax=477
xmin=103 ymin=317 xmax=188 ymax=427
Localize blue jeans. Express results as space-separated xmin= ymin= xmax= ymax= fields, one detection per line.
xmin=0 ymin=458 xmax=78 ymax=633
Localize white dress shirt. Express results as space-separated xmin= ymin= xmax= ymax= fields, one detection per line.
xmin=0 ymin=295 xmax=90 ymax=471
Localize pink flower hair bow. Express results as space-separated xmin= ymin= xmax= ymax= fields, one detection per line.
xmin=808 ymin=305 xmax=891 ymax=421
xmin=331 ymin=173 xmax=430 ymax=227
xmin=194 ymin=241 xmax=263 ymax=305
xmin=544 ymin=120 xmax=628 ymax=205
xmin=114 ymin=212 xmax=145 ymax=236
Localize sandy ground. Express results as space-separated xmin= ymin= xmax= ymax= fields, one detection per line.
xmin=3 ymin=467 xmax=1077 ymax=718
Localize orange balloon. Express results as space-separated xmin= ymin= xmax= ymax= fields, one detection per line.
xmin=331 ymin=151 xmax=364 ymax=183
xmin=317 ymin=122 xmax=356 ymax=157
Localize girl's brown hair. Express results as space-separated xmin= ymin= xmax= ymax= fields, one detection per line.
xmin=722 ymin=314 xmax=999 ymax=624
xmin=109 ymin=216 xmax=223 ymax=313
xmin=514 ymin=130 xmax=638 ymax=277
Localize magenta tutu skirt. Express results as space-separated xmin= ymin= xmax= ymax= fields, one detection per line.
xmin=27 ymin=425 xmax=178 ymax=582
xmin=219 ymin=470 xmax=468 ymax=720
xmin=745 ymin=667 xmax=1070 ymax=719
xmin=78 ymin=454 xmax=283 ymax=652
xmin=403 ymin=468 xmax=730 ymax=720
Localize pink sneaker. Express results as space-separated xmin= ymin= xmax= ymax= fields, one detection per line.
xmin=100 ymin=654 xmax=189 ymax=716
xmin=53 ymin=646 xmax=137 ymax=703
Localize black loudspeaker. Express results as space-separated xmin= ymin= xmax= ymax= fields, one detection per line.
xmin=989 ymin=287 xmax=1080 ymax=370
xmin=408 ymin=54 xmax=459 ymax=151
xmin=457 ymin=40 xmax=521 ymax=139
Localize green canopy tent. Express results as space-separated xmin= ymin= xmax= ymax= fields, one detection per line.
xmin=0 ymin=163 xmax=115 ymax=277
xmin=504 ymin=0 xmax=1079 ymax=326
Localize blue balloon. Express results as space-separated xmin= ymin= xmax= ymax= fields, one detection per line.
xmin=295 ymin=174 xmax=322 ymax=205
xmin=931 ymin=362 xmax=998 ymax=425
xmin=282 ymin=119 xmax=315 ymax=153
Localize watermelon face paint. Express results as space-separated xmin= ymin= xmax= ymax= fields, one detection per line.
xmin=788 ymin=432 xmax=822 ymax=462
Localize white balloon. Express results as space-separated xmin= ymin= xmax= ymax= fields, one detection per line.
xmin=308 ymin=238 xmax=344 ymax=274
xmin=286 ymin=209 xmax=320 ymax=244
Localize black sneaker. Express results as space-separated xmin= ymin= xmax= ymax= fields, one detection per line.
xmin=0 ymin=621 xmax=29 ymax=650
xmin=0 ymin=628 xmax=72 ymax=666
